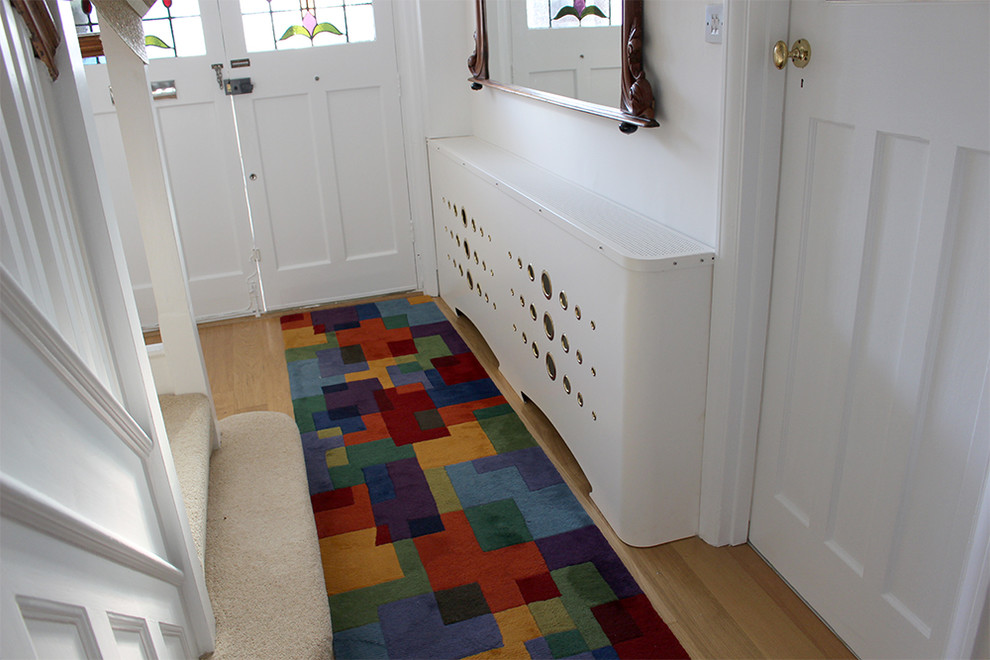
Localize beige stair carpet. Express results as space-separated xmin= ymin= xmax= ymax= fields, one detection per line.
xmin=160 ymin=393 xmax=213 ymax=566
xmin=206 ymin=411 xmax=333 ymax=659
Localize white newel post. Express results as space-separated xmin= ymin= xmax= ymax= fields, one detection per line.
xmin=99 ymin=25 xmax=216 ymax=433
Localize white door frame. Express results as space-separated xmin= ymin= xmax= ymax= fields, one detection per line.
xmin=699 ymin=1 xmax=990 ymax=655
xmin=699 ymin=0 xmax=788 ymax=548
xmin=391 ymin=0 xmax=440 ymax=297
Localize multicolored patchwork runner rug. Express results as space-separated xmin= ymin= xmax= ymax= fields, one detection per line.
xmin=281 ymin=296 xmax=688 ymax=659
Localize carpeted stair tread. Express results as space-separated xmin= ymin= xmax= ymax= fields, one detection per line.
xmin=160 ymin=393 xmax=213 ymax=567
xmin=205 ymin=412 xmax=333 ymax=659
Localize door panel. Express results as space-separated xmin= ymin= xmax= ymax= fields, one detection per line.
xmin=750 ymin=2 xmax=990 ymax=657
xmin=156 ymin=98 xmax=256 ymax=316
xmin=250 ymin=92 xmax=338 ymax=270
xmin=328 ymin=86 xmax=400 ymax=259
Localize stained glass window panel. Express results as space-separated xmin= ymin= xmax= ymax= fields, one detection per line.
xmin=165 ymin=0 xmax=203 ymax=17
xmin=342 ymin=4 xmax=376 ymax=42
xmin=72 ymin=0 xmax=103 ymax=63
xmin=72 ymin=1 xmax=98 ymax=35
xmin=526 ymin=0 xmax=551 ymax=29
xmin=143 ymin=0 xmax=170 ymax=20
xmin=71 ymin=0 xmax=206 ymax=62
xmin=527 ymin=0 xmax=622 ymax=29
xmin=165 ymin=16 xmax=207 ymax=58
xmin=242 ymin=12 xmax=279 ymax=53
xmin=239 ymin=0 xmax=375 ymax=53
xmin=140 ymin=0 xmax=206 ymax=58
xmin=310 ymin=7 xmax=347 ymax=46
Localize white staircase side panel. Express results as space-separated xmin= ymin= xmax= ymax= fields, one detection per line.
xmin=1 ymin=2 xmax=215 ymax=657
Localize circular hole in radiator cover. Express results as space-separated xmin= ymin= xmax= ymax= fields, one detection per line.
xmin=541 ymin=271 xmax=552 ymax=299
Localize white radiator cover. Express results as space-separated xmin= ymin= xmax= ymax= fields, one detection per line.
xmin=428 ymin=137 xmax=714 ymax=547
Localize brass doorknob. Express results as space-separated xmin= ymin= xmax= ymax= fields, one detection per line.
xmin=773 ymin=38 xmax=811 ymax=69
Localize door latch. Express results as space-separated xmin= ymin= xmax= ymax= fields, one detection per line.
xmin=772 ymin=39 xmax=811 ymax=69
xmin=224 ymin=78 xmax=254 ymax=95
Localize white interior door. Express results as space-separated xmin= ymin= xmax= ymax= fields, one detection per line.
xmin=750 ymin=2 xmax=989 ymax=658
xmin=217 ymin=0 xmax=418 ymax=311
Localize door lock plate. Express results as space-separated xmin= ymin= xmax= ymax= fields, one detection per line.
xmin=773 ymin=38 xmax=811 ymax=69
xmin=224 ymin=77 xmax=254 ymax=95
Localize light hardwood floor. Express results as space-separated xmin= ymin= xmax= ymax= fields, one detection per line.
xmin=183 ymin=294 xmax=854 ymax=659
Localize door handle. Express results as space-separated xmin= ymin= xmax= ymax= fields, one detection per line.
xmin=151 ymin=80 xmax=176 ymax=100
xmin=773 ymin=38 xmax=811 ymax=69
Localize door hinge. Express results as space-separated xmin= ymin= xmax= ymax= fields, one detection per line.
xmin=251 ymin=248 xmax=262 ymax=263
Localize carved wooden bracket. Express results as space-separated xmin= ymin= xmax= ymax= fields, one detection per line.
xmin=467 ymin=0 xmax=488 ymax=81
xmin=620 ymin=0 xmax=655 ymax=121
xmin=10 ymin=0 xmax=61 ymax=81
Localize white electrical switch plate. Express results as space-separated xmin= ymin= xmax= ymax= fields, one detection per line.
xmin=705 ymin=4 xmax=723 ymax=44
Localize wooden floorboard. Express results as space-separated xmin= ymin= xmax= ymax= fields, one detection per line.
xmin=180 ymin=294 xmax=854 ymax=660
xmin=198 ymin=316 xmax=294 ymax=419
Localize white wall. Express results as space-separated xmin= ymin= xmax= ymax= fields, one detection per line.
xmin=468 ymin=0 xmax=724 ymax=247
xmin=416 ymin=0 xmax=476 ymax=139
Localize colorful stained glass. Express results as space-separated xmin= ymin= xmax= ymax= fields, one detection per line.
xmin=277 ymin=2 xmax=343 ymax=42
xmin=73 ymin=2 xmax=98 ymax=36
xmin=526 ymin=0 xmax=621 ymax=29
xmin=145 ymin=35 xmax=172 ymax=50
xmin=72 ymin=0 xmax=102 ymax=62
xmin=71 ymin=0 xmax=205 ymax=63
xmin=240 ymin=0 xmax=375 ymax=53
xmin=552 ymin=0 xmax=606 ymax=22
xmin=141 ymin=0 xmax=206 ymax=59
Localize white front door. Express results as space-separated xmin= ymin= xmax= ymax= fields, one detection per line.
xmin=85 ymin=1 xmax=257 ymax=325
xmin=218 ymin=0 xmax=417 ymax=311
xmin=85 ymin=0 xmax=417 ymax=324
xmin=749 ymin=2 xmax=989 ymax=658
